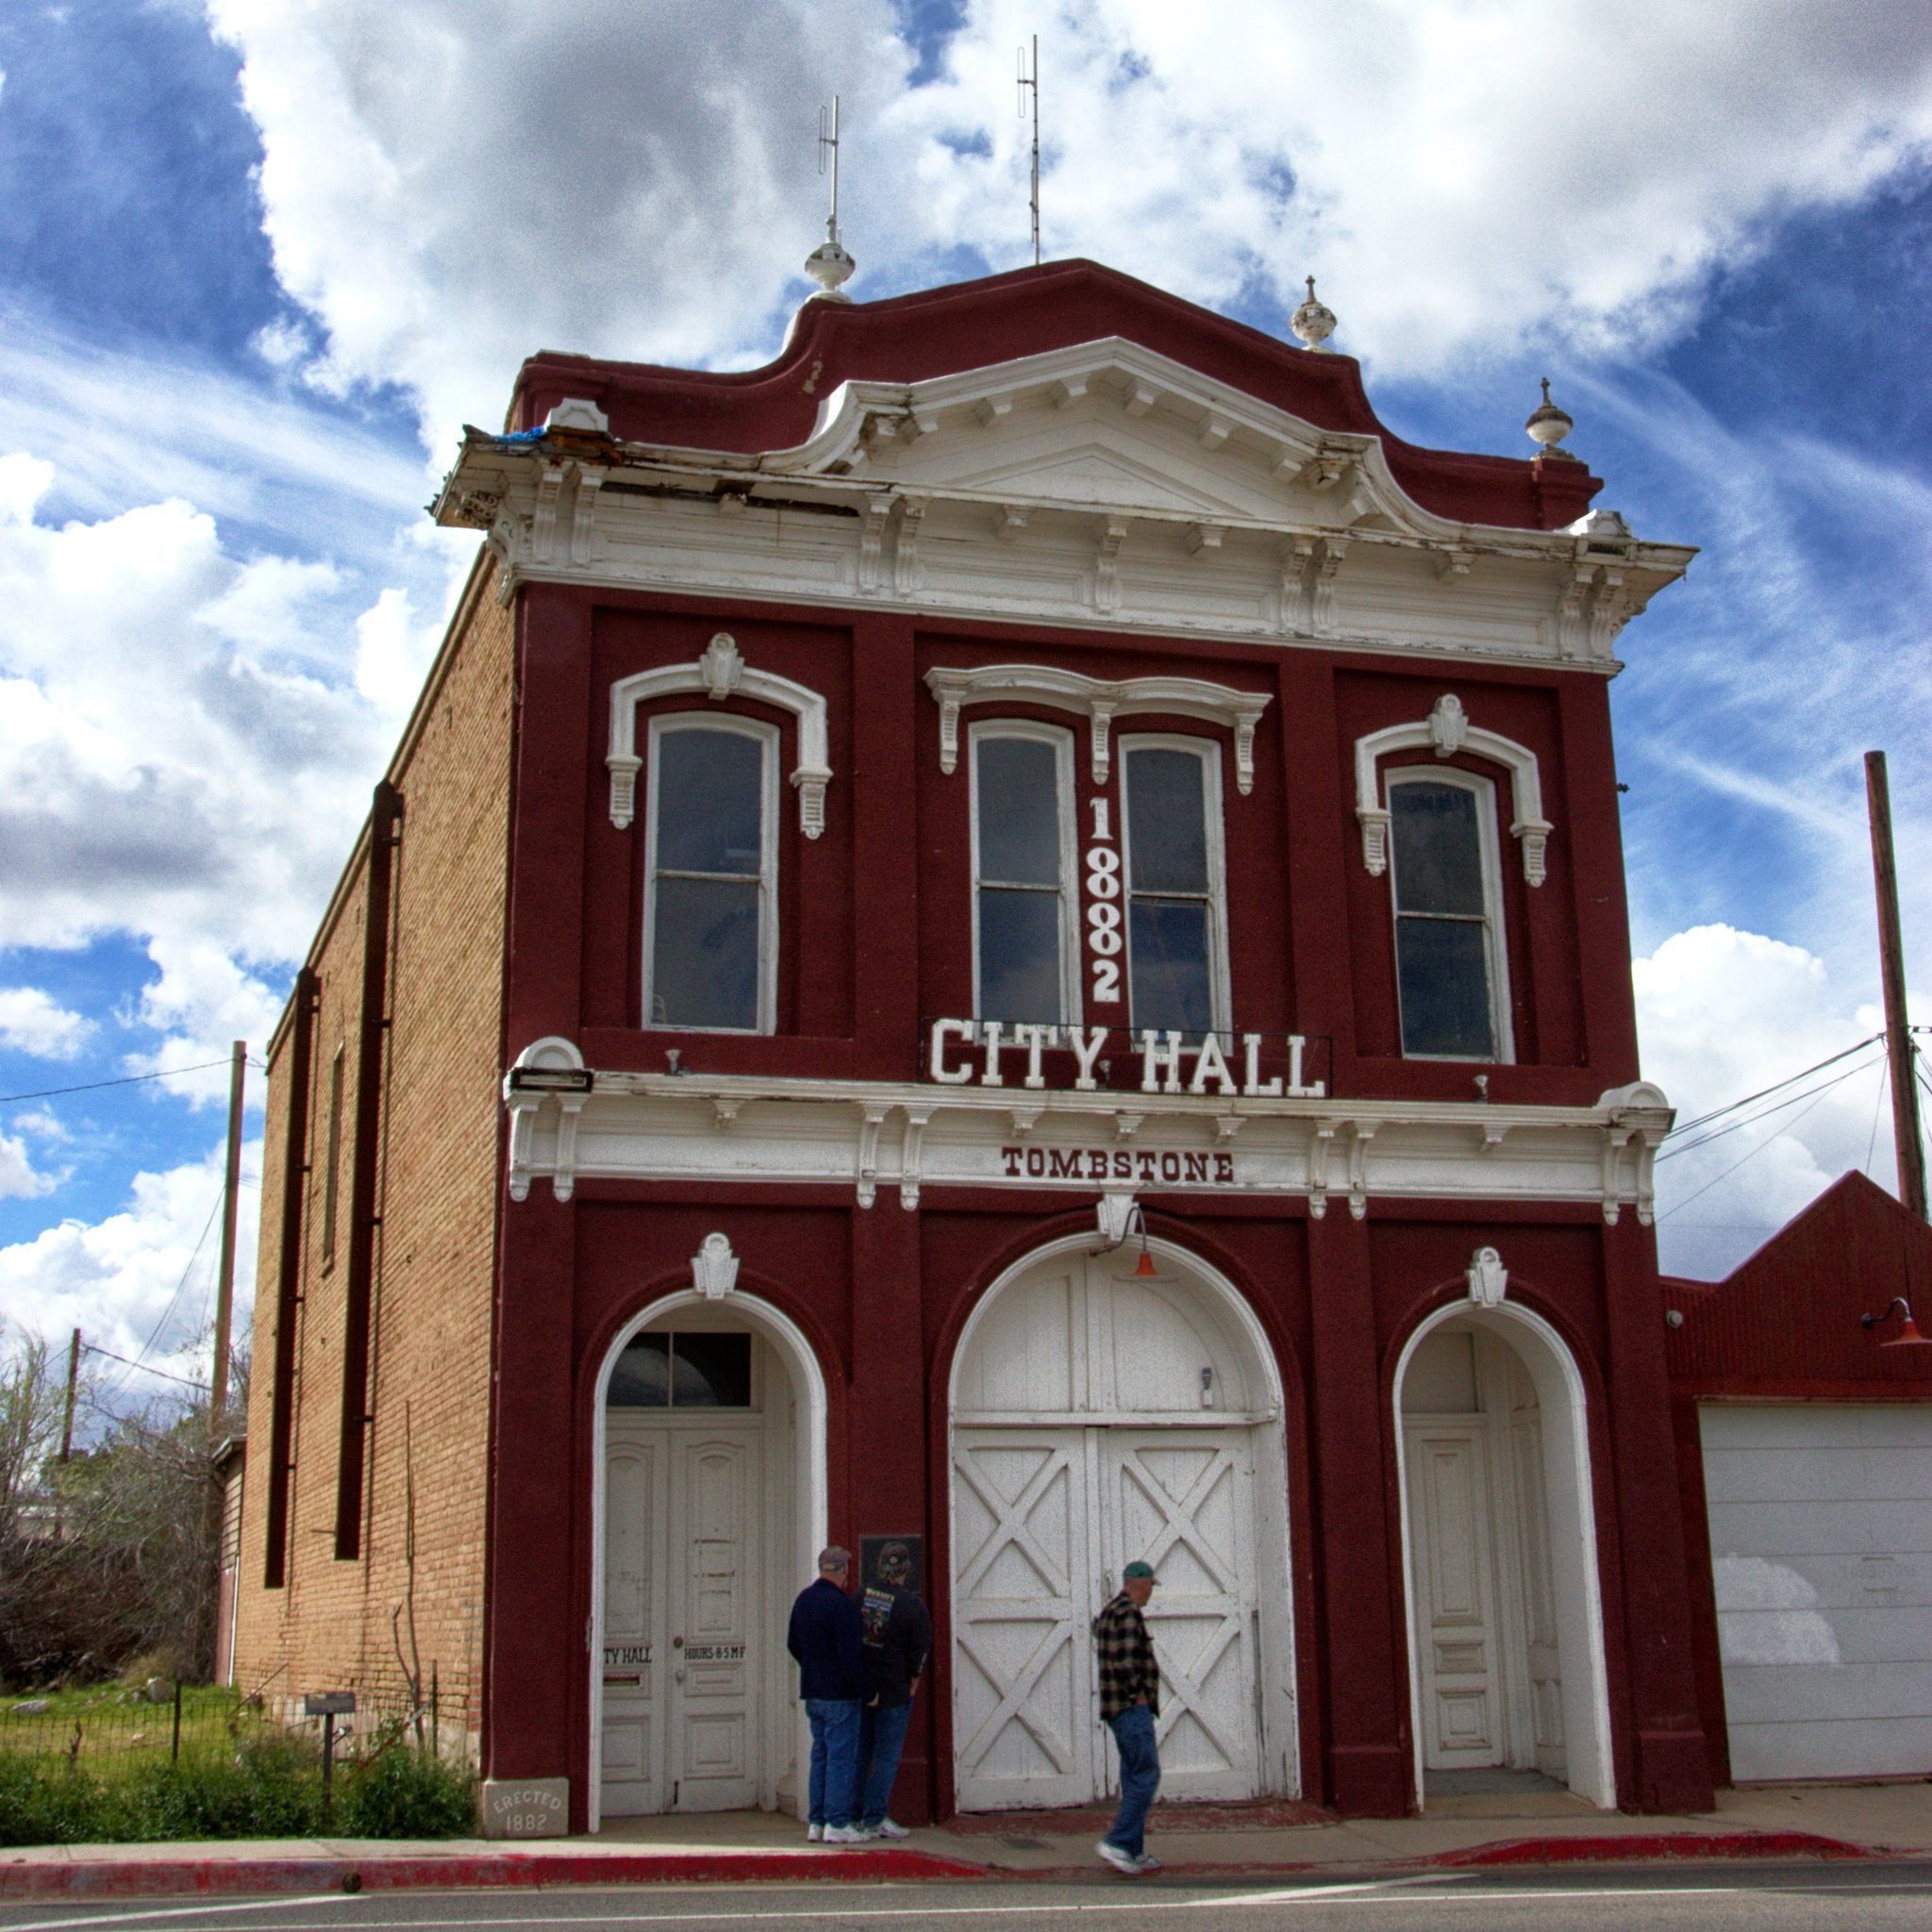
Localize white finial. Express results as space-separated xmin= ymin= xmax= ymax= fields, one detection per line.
xmin=806 ymin=96 xmax=856 ymax=300
xmin=1525 ymin=376 xmax=1574 ymax=455
xmin=1291 ymin=275 xmax=1337 ymax=352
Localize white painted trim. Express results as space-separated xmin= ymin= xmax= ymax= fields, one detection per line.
xmin=945 ymin=1232 xmax=1299 ymax=1802
xmin=968 ymin=720 xmax=1083 ymax=1029
xmin=1392 ymin=1297 xmax=1615 ymax=1810
xmin=1355 ymin=697 xmax=1553 ymax=887
xmin=926 ymin=664 xmax=1271 ymax=796
xmin=641 ymin=713 xmax=779 ymax=1035
xmin=608 ymin=636 xmax=832 ymax=839
xmin=586 ymin=1288 xmax=829 ymax=1834
xmin=1117 ymin=732 xmax=1234 ymax=1040
xmin=1384 ymin=765 xmax=1516 ymax=1065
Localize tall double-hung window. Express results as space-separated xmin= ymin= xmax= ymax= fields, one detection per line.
xmin=1386 ymin=769 xmax=1512 ymax=1060
xmin=643 ymin=716 xmax=778 ymax=1032
xmin=971 ymin=724 xmax=1079 ymax=1024
xmin=1119 ymin=739 xmax=1230 ymax=1039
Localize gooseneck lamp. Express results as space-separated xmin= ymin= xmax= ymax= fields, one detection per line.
xmin=1860 ymin=1296 xmax=1932 ymax=1348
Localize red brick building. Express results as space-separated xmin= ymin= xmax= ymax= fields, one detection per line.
xmin=234 ymin=260 xmax=1715 ymax=1831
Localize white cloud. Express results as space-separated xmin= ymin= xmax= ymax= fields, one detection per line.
xmin=354 ymin=584 xmax=443 ymax=717
xmin=124 ymin=940 xmax=290 ymax=1108
xmin=1636 ymin=924 xmax=1909 ymax=1280
xmin=0 ymin=1129 xmax=56 ymax=1201
xmin=205 ymin=0 xmax=1932 ymax=455
xmin=0 ymin=1139 xmax=262 ymax=1419
xmin=0 ymin=987 xmax=93 ymax=1059
xmin=0 ymin=456 xmax=410 ymax=962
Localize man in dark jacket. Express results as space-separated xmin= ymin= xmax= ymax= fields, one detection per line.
xmin=787 ymin=1545 xmax=868 ymax=1842
xmin=854 ymin=1541 xmax=932 ymax=1838
xmin=1092 ymin=1559 xmax=1161 ymax=1874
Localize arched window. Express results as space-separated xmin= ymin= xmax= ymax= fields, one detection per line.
xmin=1118 ymin=736 xmax=1230 ymax=1039
xmin=971 ymin=721 xmax=1079 ymax=1025
xmin=642 ymin=715 xmax=778 ymax=1032
xmin=1386 ymin=768 xmax=1513 ymax=1061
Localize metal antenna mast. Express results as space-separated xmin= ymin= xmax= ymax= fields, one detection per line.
xmin=1018 ymin=36 xmax=1040 ymax=265
xmin=819 ymin=94 xmax=842 ymax=243
xmin=805 ymin=94 xmax=857 ymax=299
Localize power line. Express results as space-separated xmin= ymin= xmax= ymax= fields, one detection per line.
xmin=1659 ymin=1061 xmax=1873 ymax=1223
xmin=1657 ymin=1044 xmax=1887 ymax=1162
xmin=0 ymin=1058 xmax=241 ymax=1107
xmin=1663 ymin=1034 xmax=1881 ymax=1141
xmin=99 ymin=1194 xmax=224 ymax=1405
xmin=81 ymin=1343 xmax=207 ymax=1392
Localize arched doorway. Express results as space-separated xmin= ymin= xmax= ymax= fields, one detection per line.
xmin=1394 ymin=1301 xmax=1614 ymax=1808
xmin=947 ymin=1234 xmax=1296 ymax=1810
xmin=587 ymin=1286 xmax=827 ymax=1832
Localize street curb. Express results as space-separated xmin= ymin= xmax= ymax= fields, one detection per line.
xmin=0 ymin=1846 xmax=990 ymax=1901
xmin=1435 ymin=1829 xmax=1875 ymax=1868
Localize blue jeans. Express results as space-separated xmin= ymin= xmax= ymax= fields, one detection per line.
xmin=856 ymin=1698 xmax=914 ymax=1828
xmin=1105 ymin=1703 xmax=1161 ymax=1858
xmin=806 ymin=1698 xmax=862 ymax=1827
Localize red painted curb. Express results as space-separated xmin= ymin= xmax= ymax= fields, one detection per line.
xmin=0 ymin=1847 xmax=989 ymax=1901
xmin=1436 ymin=1830 xmax=1874 ymax=1868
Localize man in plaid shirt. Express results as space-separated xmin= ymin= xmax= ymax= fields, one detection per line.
xmin=1092 ymin=1560 xmax=1161 ymax=1874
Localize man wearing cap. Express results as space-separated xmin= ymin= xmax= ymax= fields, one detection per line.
xmin=787 ymin=1545 xmax=869 ymax=1844
xmin=1091 ymin=1559 xmax=1162 ymax=1875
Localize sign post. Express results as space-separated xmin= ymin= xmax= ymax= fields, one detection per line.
xmin=305 ymin=1691 xmax=356 ymax=1817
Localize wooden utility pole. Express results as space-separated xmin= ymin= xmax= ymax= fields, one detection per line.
xmin=211 ymin=1040 xmax=246 ymax=1429
xmin=1866 ymin=752 xmax=1926 ymax=1220
xmin=58 ymin=1326 xmax=80 ymax=1462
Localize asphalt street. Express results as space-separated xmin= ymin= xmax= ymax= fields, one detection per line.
xmin=4 ymin=1865 xmax=1932 ymax=1932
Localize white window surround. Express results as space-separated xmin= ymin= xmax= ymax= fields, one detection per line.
xmin=642 ymin=714 xmax=779 ymax=1036
xmin=925 ymin=663 xmax=1272 ymax=796
xmin=608 ymin=631 xmax=832 ymax=839
xmin=970 ymin=720 xmax=1083 ymax=1027
xmin=1355 ymin=694 xmax=1552 ymax=886
xmin=1117 ymin=733 xmax=1233 ymax=1038
xmin=1385 ymin=765 xmax=1516 ymax=1065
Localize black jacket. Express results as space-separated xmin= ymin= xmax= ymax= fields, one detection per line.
xmin=787 ymin=1576 xmax=866 ymax=1701
xmin=859 ymin=1580 xmax=932 ymax=1707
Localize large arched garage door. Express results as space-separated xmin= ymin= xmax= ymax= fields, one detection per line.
xmin=948 ymin=1235 xmax=1297 ymax=1810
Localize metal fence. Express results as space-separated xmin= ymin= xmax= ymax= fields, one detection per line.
xmin=1 ymin=1667 xmax=451 ymax=1776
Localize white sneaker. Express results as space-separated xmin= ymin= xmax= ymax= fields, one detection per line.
xmin=825 ymin=1824 xmax=868 ymax=1844
xmin=871 ymin=1818 xmax=910 ymax=1839
xmin=1134 ymin=1854 xmax=1161 ymax=1874
xmin=1096 ymin=1840 xmax=1141 ymax=1875
xmin=807 ymin=1823 xmax=824 ymax=1842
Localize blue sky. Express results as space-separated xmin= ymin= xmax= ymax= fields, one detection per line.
xmin=2 ymin=0 xmax=1929 ymax=1411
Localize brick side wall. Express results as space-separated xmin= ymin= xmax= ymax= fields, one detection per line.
xmin=233 ymin=565 xmax=513 ymax=1747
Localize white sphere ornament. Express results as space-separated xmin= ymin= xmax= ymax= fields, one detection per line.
xmin=1291 ymin=275 xmax=1337 ymax=352
xmin=1524 ymin=377 xmax=1574 ymax=454
xmin=804 ymin=233 xmax=856 ymax=302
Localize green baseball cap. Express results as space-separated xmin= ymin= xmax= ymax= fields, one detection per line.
xmin=1123 ymin=1561 xmax=1157 ymax=1582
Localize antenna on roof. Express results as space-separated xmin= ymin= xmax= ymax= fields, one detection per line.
xmin=805 ymin=94 xmax=856 ymax=301
xmin=1018 ymin=36 xmax=1040 ymax=266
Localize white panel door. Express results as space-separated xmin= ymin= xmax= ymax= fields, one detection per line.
xmin=1701 ymin=1404 xmax=1932 ymax=1781
xmin=1099 ymin=1429 xmax=1260 ymax=1800
xmin=952 ymin=1429 xmax=1096 ymax=1809
xmin=1406 ymin=1421 xmax=1507 ymax=1769
xmin=670 ymin=1430 xmax=761 ymax=1811
xmin=601 ymin=1433 xmax=667 ymax=1817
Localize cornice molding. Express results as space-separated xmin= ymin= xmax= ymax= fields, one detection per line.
xmin=924 ymin=662 xmax=1272 ymax=793
xmin=606 ymin=631 xmax=832 ymax=838
xmin=1355 ymin=693 xmax=1553 ymax=886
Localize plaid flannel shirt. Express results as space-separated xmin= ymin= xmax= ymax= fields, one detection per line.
xmin=1092 ymin=1590 xmax=1159 ymax=1722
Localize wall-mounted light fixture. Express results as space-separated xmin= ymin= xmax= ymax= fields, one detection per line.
xmin=1094 ymin=1197 xmax=1158 ymax=1275
xmin=1860 ymin=1296 xmax=1932 ymax=1348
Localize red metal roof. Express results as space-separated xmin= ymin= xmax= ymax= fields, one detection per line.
xmin=507 ymin=258 xmax=1602 ymax=533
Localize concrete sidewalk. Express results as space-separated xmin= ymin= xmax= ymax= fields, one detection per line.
xmin=4 ymin=1782 xmax=1929 ymax=1901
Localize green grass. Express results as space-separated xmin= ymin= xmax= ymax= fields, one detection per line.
xmin=0 ymin=1685 xmax=274 ymax=1781
xmin=0 ymin=1721 xmax=477 ymax=1846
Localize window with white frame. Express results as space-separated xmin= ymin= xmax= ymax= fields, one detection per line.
xmin=1119 ymin=737 xmax=1230 ymax=1040
xmin=971 ymin=723 xmax=1079 ymax=1025
xmin=1386 ymin=768 xmax=1513 ymax=1061
xmin=642 ymin=715 xmax=778 ymax=1032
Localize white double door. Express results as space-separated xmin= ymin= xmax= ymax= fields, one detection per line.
xmin=952 ymin=1423 xmax=1262 ymax=1810
xmin=602 ymin=1421 xmax=761 ymax=1816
